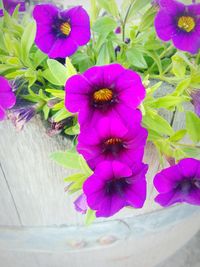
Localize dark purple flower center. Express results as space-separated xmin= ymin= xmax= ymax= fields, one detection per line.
xmin=92 ymin=88 xmax=117 ymax=110
xmin=103 ymin=137 xmax=126 ymax=155
xmin=175 ymin=178 xmax=200 ymax=194
xmin=177 ymin=16 xmax=195 ymax=32
xmin=105 ymin=177 xmax=130 ymax=197
xmin=52 ymin=17 xmax=72 ymax=38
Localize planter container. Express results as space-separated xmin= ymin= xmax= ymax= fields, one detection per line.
xmin=0 ymin=118 xmax=200 ymax=267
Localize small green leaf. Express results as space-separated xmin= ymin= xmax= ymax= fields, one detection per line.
xmin=52 ymin=108 xmax=72 ymax=122
xmin=51 ymin=151 xmax=82 ymax=170
xmin=186 ymin=111 xmax=200 ymax=143
xmin=126 ymin=47 xmax=147 ymax=69
xmin=93 ymin=16 xmax=117 ymax=36
xmin=79 ymin=156 xmax=93 ymax=176
xmin=169 ymin=129 xmax=187 ymax=142
xmin=85 ymin=209 xmax=96 ymax=225
xmin=171 ymin=54 xmax=187 ymax=78
xmin=47 ymin=59 xmax=69 ymax=85
xmin=21 ymin=21 xmax=36 ymax=64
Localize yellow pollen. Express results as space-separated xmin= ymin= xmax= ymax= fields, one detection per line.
xmin=178 ymin=16 xmax=195 ymax=32
xmin=60 ymin=22 xmax=71 ymax=36
xmin=105 ymin=138 xmax=122 ymax=146
xmin=93 ymin=88 xmax=113 ymax=102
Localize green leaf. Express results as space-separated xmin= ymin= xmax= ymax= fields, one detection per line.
xmin=96 ymin=0 xmax=119 ymax=18
xmin=43 ymin=69 xmax=62 ymax=86
xmin=181 ymin=146 xmax=200 ymax=159
xmin=96 ymin=43 xmax=110 ymax=65
xmin=85 ymin=209 xmax=96 ymax=225
xmin=169 ymin=129 xmax=187 ymax=142
xmin=172 ymin=78 xmax=191 ymax=96
xmin=150 ymin=95 xmax=187 ymax=109
xmin=51 ymin=150 xmax=82 ymax=170
xmin=52 ymin=108 xmax=72 ymax=122
xmin=126 ymin=47 xmax=147 ymax=69
xmin=47 ymin=59 xmax=69 ymax=86
xmin=143 ymin=110 xmax=174 ymax=136
xmin=79 ymin=156 xmax=93 ymax=176
xmin=125 ymin=0 xmax=151 ymax=22
xmin=186 ymin=111 xmax=200 ymax=143
xmin=65 ymin=124 xmax=80 ymax=135
xmin=171 ymin=54 xmax=187 ymax=78
xmin=93 ymin=16 xmax=117 ymax=36
xmin=65 ymin=57 xmax=77 ymax=77
xmin=21 ymin=21 xmax=36 ymax=64
xmin=45 ymin=88 xmax=65 ymax=99
xmin=64 ymin=173 xmax=87 ymax=182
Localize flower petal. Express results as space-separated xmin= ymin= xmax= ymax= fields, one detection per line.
xmin=33 ymin=4 xmax=59 ymax=25
xmin=154 ymin=10 xmax=176 ymax=41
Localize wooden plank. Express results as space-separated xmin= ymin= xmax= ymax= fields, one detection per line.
xmin=0 ymin=163 xmax=21 ymax=226
xmin=0 ymin=118 xmax=83 ymax=226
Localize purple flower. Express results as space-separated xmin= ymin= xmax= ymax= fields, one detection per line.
xmin=33 ymin=4 xmax=91 ymax=58
xmin=8 ymin=105 xmax=36 ymax=130
xmin=74 ymin=194 xmax=88 ymax=214
xmin=65 ymin=64 xmax=146 ymax=127
xmin=0 ymin=0 xmax=25 ymax=17
xmin=154 ymin=158 xmax=200 ymax=207
xmin=0 ymin=76 xmax=16 ymax=121
xmin=191 ymin=89 xmax=200 ymax=117
xmin=154 ymin=0 xmax=200 ymax=54
xmin=77 ymin=111 xmax=147 ymax=170
xmin=83 ymin=160 xmax=148 ymax=217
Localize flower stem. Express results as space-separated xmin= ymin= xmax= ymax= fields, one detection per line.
xmin=148 ymin=44 xmax=174 ymax=74
xmin=170 ymin=107 xmax=177 ymax=127
xmin=121 ymin=0 xmax=135 ymax=42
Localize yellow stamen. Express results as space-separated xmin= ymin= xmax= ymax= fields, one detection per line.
xmin=93 ymin=88 xmax=113 ymax=103
xmin=178 ymin=16 xmax=195 ymax=32
xmin=60 ymin=22 xmax=71 ymax=36
xmin=105 ymin=138 xmax=122 ymax=146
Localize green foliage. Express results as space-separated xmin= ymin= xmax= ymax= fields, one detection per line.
xmin=186 ymin=111 xmax=200 ymax=143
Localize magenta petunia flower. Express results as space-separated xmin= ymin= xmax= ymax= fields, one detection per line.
xmin=154 ymin=0 xmax=200 ymax=54
xmin=74 ymin=194 xmax=88 ymax=214
xmin=191 ymin=89 xmax=200 ymax=117
xmin=0 ymin=76 xmax=16 ymax=121
xmin=0 ymin=0 xmax=25 ymax=17
xmin=77 ymin=111 xmax=147 ymax=170
xmin=33 ymin=4 xmax=91 ymax=58
xmin=154 ymin=158 xmax=200 ymax=207
xmin=83 ymin=160 xmax=147 ymax=217
xmin=65 ymin=64 xmax=146 ymax=127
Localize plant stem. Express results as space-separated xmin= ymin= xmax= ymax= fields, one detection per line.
xmin=170 ymin=107 xmax=177 ymax=127
xmin=178 ymin=143 xmax=200 ymax=149
xmin=148 ymin=44 xmax=174 ymax=74
xmin=121 ymin=0 xmax=135 ymax=42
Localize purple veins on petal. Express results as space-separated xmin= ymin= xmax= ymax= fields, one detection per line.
xmin=77 ymin=111 xmax=147 ymax=170
xmin=83 ymin=161 xmax=148 ymax=217
xmin=154 ymin=158 xmax=200 ymax=207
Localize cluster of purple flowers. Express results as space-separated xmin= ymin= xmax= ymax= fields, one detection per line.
xmin=65 ymin=64 xmax=148 ymax=217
